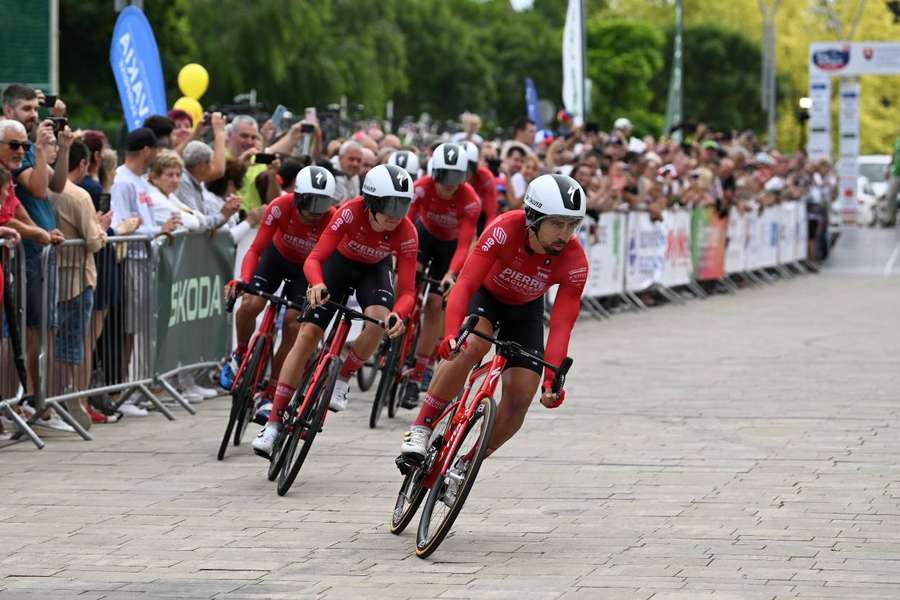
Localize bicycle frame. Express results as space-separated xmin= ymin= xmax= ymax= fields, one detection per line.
xmin=230 ymin=297 xmax=279 ymax=394
xmin=421 ymin=352 xmax=507 ymax=490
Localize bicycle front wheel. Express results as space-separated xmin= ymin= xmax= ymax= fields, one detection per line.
xmin=217 ymin=338 xmax=264 ymax=460
xmin=276 ymin=359 xmax=338 ymax=496
xmin=415 ymin=395 xmax=496 ymax=559
xmin=370 ymin=336 xmax=401 ymax=429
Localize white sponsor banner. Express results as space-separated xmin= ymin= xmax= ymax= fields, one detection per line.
xmin=585 ymin=212 xmax=626 ymax=297
xmin=810 ymin=42 xmax=900 ymax=77
xmin=725 ymin=207 xmax=748 ymax=274
xmin=807 ymin=76 xmax=831 ymax=162
xmin=838 ymin=78 xmax=860 ymax=216
xmin=795 ymin=201 xmax=809 ymax=261
xmin=562 ymin=0 xmax=585 ymax=126
xmin=625 ymin=211 xmax=665 ymax=293
xmin=660 ymin=208 xmax=692 ymax=287
xmin=778 ymin=202 xmax=797 ymax=264
xmin=746 ymin=206 xmax=764 ymax=271
xmin=757 ymin=206 xmax=780 ymax=268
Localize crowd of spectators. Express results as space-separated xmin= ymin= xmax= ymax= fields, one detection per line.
xmin=0 ymin=81 xmax=838 ymax=438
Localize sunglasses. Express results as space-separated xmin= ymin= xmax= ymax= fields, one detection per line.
xmin=0 ymin=140 xmax=31 ymax=152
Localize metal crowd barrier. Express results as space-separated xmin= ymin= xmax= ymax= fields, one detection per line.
xmin=1 ymin=239 xmax=44 ymax=448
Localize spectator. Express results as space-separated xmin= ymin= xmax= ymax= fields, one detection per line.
xmin=147 ymin=151 xmax=204 ymax=231
xmin=508 ymin=154 xmax=540 ymax=210
xmin=77 ymin=131 xmax=108 ymax=209
xmin=331 ymin=140 xmax=363 ymax=202
xmin=227 ymin=115 xmax=268 ymax=211
xmin=501 ymin=117 xmax=536 ymax=159
xmin=613 ymin=117 xmax=633 ymax=140
xmin=142 ymin=115 xmax=175 ymax=149
xmin=167 ymin=109 xmax=194 ymax=155
xmin=177 ymin=140 xmax=239 ymax=229
xmin=49 ymin=140 xmax=109 ymax=425
xmin=380 ymin=134 xmax=402 ymax=151
xmin=451 ymin=111 xmax=484 ymax=146
xmin=360 ymin=147 xmax=377 ymax=181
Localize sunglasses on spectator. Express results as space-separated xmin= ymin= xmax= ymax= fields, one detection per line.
xmin=0 ymin=140 xmax=31 ymax=152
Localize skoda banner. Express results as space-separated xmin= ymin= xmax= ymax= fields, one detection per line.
xmin=109 ymin=6 xmax=168 ymax=131
xmin=156 ymin=232 xmax=235 ymax=373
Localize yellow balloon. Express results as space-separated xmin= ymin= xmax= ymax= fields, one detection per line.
xmin=173 ymin=96 xmax=203 ymax=127
xmin=177 ymin=63 xmax=209 ymax=100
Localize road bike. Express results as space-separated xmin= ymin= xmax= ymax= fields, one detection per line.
xmin=271 ymin=292 xmax=396 ymax=496
xmin=218 ymin=282 xmax=305 ymax=461
xmin=391 ymin=315 xmax=572 ymax=558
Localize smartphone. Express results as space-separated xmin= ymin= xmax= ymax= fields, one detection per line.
xmin=304 ymin=106 xmax=318 ymax=125
xmin=41 ymin=94 xmax=57 ymax=107
xmin=200 ymin=113 xmax=211 ymax=127
xmin=255 ymin=153 xmax=277 ymax=165
xmin=271 ymin=104 xmax=288 ymax=133
xmin=98 ymin=192 xmax=111 ymax=213
xmin=50 ymin=116 xmax=68 ymax=134
xmin=300 ymin=123 xmax=315 ymax=134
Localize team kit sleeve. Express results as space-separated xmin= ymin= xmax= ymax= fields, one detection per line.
xmin=443 ymin=221 xmax=510 ymax=337
xmin=303 ymin=202 xmax=353 ymax=286
xmin=543 ymin=252 xmax=589 ymax=385
xmin=448 ymin=186 xmax=482 ymax=274
xmin=479 ymin=170 xmax=498 ymax=224
xmin=391 ymin=219 xmax=419 ymax=318
xmin=239 ymin=199 xmax=281 ymax=282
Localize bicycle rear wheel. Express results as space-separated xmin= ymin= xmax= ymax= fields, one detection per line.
xmin=276 ymin=359 xmax=338 ymax=496
xmin=357 ymin=359 xmax=377 ymax=391
xmin=234 ymin=340 xmax=268 ymax=447
xmin=267 ymin=367 xmax=314 ymax=482
xmin=390 ymin=465 xmax=428 ymax=535
xmin=370 ymin=336 xmax=401 ymax=429
xmin=415 ymin=395 xmax=496 ymax=558
xmin=217 ymin=338 xmax=264 ymax=460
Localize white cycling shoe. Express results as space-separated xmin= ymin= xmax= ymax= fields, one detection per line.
xmin=400 ymin=425 xmax=432 ymax=460
xmin=329 ymin=378 xmax=350 ymax=412
xmin=252 ymin=422 xmax=281 ymax=459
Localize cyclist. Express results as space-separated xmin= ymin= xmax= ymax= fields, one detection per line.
xmin=399 ymin=143 xmax=481 ymax=409
xmin=388 ymin=149 xmax=420 ymax=179
xmin=252 ymin=164 xmax=417 ymax=458
xmin=222 ymin=166 xmax=337 ymax=421
xmin=400 ymin=174 xmax=587 ymax=465
xmin=460 ymin=141 xmax=498 ymax=234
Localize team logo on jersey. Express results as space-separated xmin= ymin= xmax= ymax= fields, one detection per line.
xmin=493 ymin=226 xmax=508 ymax=245
xmin=331 ymin=207 xmax=354 ymax=231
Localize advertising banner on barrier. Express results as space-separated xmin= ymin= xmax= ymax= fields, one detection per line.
xmin=779 ymin=202 xmax=797 ymax=264
xmin=757 ymin=206 xmax=780 ymax=268
xmin=156 ymin=232 xmax=235 ymax=372
xmin=725 ymin=207 xmax=748 ymax=274
xmin=690 ymin=206 xmax=726 ymax=280
xmin=745 ymin=206 xmax=763 ymax=271
xmin=585 ymin=212 xmax=626 ymax=297
xmin=625 ymin=211 xmax=665 ymax=292
xmin=661 ymin=209 xmax=692 ymax=287
xmin=795 ymin=201 xmax=809 ymax=261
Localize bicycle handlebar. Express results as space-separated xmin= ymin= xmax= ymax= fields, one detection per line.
xmin=319 ymin=289 xmax=399 ymax=330
xmin=226 ymin=281 xmax=307 ymax=314
xmin=454 ymin=315 xmax=573 ymax=395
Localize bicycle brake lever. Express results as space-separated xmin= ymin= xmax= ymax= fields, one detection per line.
xmin=552 ymin=357 xmax=573 ymax=395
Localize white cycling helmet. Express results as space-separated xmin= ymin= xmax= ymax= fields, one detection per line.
xmin=362 ymin=164 xmax=414 ymax=218
xmin=523 ymin=174 xmax=586 ymax=230
xmin=430 ymin=142 xmax=467 ymax=186
xmin=294 ymin=165 xmax=336 ymax=214
xmin=459 ymin=140 xmax=479 ymax=176
xmin=387 ymin=150 xmax=420 ymax=178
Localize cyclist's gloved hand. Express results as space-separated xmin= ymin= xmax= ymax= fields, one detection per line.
xmin=224 ymin=279 xmax=244 ymax=300
xmin=384 ymin=312 xmax=405 ymax=339
xmin=437 ymin=334 xmax=465 ymax=360
xmin=540 ymin=378 xmax=565 ymax=409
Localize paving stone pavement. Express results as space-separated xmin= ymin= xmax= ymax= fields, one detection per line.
xmin=2 ymin=272 xmax=899 ymax=600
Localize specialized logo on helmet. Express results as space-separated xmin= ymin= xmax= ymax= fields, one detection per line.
xmin=444 ymin=144 xmax=458 ymax=165
xmin=553 ymin=175 xmax=582 ymax=210
xmin=395 ymin=153 xmax=408 ymax=168
xmin=389 ymin=166 xmax=410 ymax=192
xmin=311 ymin=168 xmax=327 ymax=189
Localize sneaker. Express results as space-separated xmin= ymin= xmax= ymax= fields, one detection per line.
xmin=442 ymin=456 xmax=471 ymax=507
xmin=34 ymin=411 xmax=76 ymax=433
xmin=86 ymin=403 xmax=109 ymax=424
xmin=400 ymin=425 xmax=432 ymax=460
xmin=186 ymin=383 xmax=219 ymax=399
xmin=252 ymin=422 xmax=281 ymax=459
xmin=63 ymin=398 xmax=92 ymax=432
xmin=219 ymin=351 xmax=242 ymax=390
xmin=253 ymin=391 xmax=273 ymax=426
xmin=119 ymin=401 xmax=148 ymax=418
xmin=399 ymin=378 xmax=421 ymax=409
xmin=328 ymin=378 xmax=350 ymax=412
xmin=180 ymin=386 xmax=203 ymax=404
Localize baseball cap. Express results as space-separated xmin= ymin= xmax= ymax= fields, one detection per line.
xmin=702 ymin=140 xmax=720 ymax=151
xmin=125 ymin=127 xmax=158 ymax=152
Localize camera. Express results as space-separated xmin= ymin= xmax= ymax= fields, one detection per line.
xmin=49 ymin=117 xmax=68 ymax=134
xmin=98 ymin=192 xmax=111 ymax=213
xmin=255 ymin=153 xmax=277 ymax=165
xmin=41 ymin=94 xmax=57 ymax=107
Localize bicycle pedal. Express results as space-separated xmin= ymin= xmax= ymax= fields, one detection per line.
xmin=395 ymin=454 xmax=420 ymax=475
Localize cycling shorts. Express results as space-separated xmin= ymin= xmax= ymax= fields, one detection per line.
xmin=468 ymin=286 xmax=544 ymax=375
xmin=415 ymin=220 xmax=456 ymax=282
xmin=249 ymin=243 xmax=309 ymax=307
xmin=301 ymin=252 xmax=394 ymax=330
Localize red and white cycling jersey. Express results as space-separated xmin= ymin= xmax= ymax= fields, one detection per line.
xmin=470 ymin=166 xmax=497 ymax=225
xmin=408 ymin=176 xmax=480 ymax=273
xmin=304 ymin=196 xmax=419 ymax=317
xmin=445 ymin=210 xmax=588 ymax=373
xmin=240 ymin=193 xmax=334 ymax=282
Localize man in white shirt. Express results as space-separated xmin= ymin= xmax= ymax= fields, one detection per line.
xmin=329 ymin=140 xmax=362 ymax=203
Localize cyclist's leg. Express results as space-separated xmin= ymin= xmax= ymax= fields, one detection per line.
xmin=411 ymin=224 xmax=454 ymax=382
xmin=266 ymin=321 xmax=324 ymax=424
xmin=271 ymin=308 xmax=301 ymax=380
xmin=239 ymin=244 xmax=292 ymax=353
xmin=234 ymin=294 xmax=266 ymax=351
xmin=339 ymin=256 xmax=395 ymax=381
